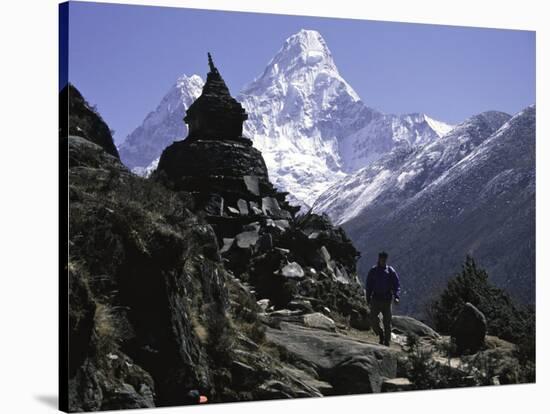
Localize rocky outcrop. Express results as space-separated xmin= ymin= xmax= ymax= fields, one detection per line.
xmin=266 ymin=322 xmax=399 ymax=394
xmin=61 ymin=83 xmax=120 ymax=158
xmin=65 ymin=84 xmax=322 ymax=411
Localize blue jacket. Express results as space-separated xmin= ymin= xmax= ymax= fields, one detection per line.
xmin=366 ymin=265 xmax=400 ymax=301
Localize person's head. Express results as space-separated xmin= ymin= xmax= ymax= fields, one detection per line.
xmin=377 ymin=251 xmax=388 ymax=266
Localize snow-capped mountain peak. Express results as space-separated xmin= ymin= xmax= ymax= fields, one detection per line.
xmin=242 ymin=29 xmax=359 ymax=103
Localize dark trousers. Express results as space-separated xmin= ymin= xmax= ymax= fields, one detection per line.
xmin=370 ymin=297 xmax=392 ymax=345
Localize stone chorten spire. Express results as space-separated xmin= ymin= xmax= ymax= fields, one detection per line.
xmin=184 ymin=53 xmax=248 ymax=140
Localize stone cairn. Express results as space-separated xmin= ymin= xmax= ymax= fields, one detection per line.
xmin=154 ymin=54 xmax=367 ymax=322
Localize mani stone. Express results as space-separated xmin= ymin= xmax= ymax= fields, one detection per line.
xmin=237 ymin=199 xmax=249 ymax=215
xmin=280 ymin=262 xmax=305 ymax=279
xmin=249 ymin=201 xmax=263 ymax=215
xmin=262 ymin=196 xmax=289 ymax=218
xmin=244 ymin=175 xmax=260 ymax=196
xmin=235 ymin=230 xmax=260 ymax=249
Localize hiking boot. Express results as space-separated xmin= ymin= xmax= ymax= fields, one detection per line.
xmin=378 ymin=336 xmax=385 ymax=345
xmin=384 ymin=339 xmax=391 ymax=347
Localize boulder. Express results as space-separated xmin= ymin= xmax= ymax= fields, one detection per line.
xmin=452 ymin=302 xmax=487 ymax=353
xmin=302 ymin=313 xmax=336 ymax=331
xmin=392 ymin=316 xmax=440 ymax=339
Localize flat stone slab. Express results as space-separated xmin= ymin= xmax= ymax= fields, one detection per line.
xmin=381 ymin=377 xmax=412 ymax=392
xmin=237 ymin=199 xmax=249 ymax=216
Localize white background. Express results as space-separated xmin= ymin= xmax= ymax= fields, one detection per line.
xmin=0 ymin=0 xmax=547 ymax=413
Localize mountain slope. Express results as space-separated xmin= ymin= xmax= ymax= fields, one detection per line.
xmin=315 ymin=111 xmax=511 ymax=225
xmin=330 ymin=106 xmax=535 ymax=315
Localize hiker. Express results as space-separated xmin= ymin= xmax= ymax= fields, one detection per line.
xmin=365 ymin=251 xmax=400 ymax=346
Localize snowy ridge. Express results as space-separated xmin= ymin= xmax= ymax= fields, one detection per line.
xmin=314 ymin=111 xmax=511 ymax=225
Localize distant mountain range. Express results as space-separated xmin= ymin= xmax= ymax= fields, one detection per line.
xmin=117 ymin=29 xmax=535 ymax=314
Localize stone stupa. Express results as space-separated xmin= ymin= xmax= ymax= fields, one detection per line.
xmin=154 ymin=53 xmax=299 ymax=240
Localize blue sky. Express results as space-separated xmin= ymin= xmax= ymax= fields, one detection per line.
xmin=66 ymin=1 xmax=535 ymax=143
